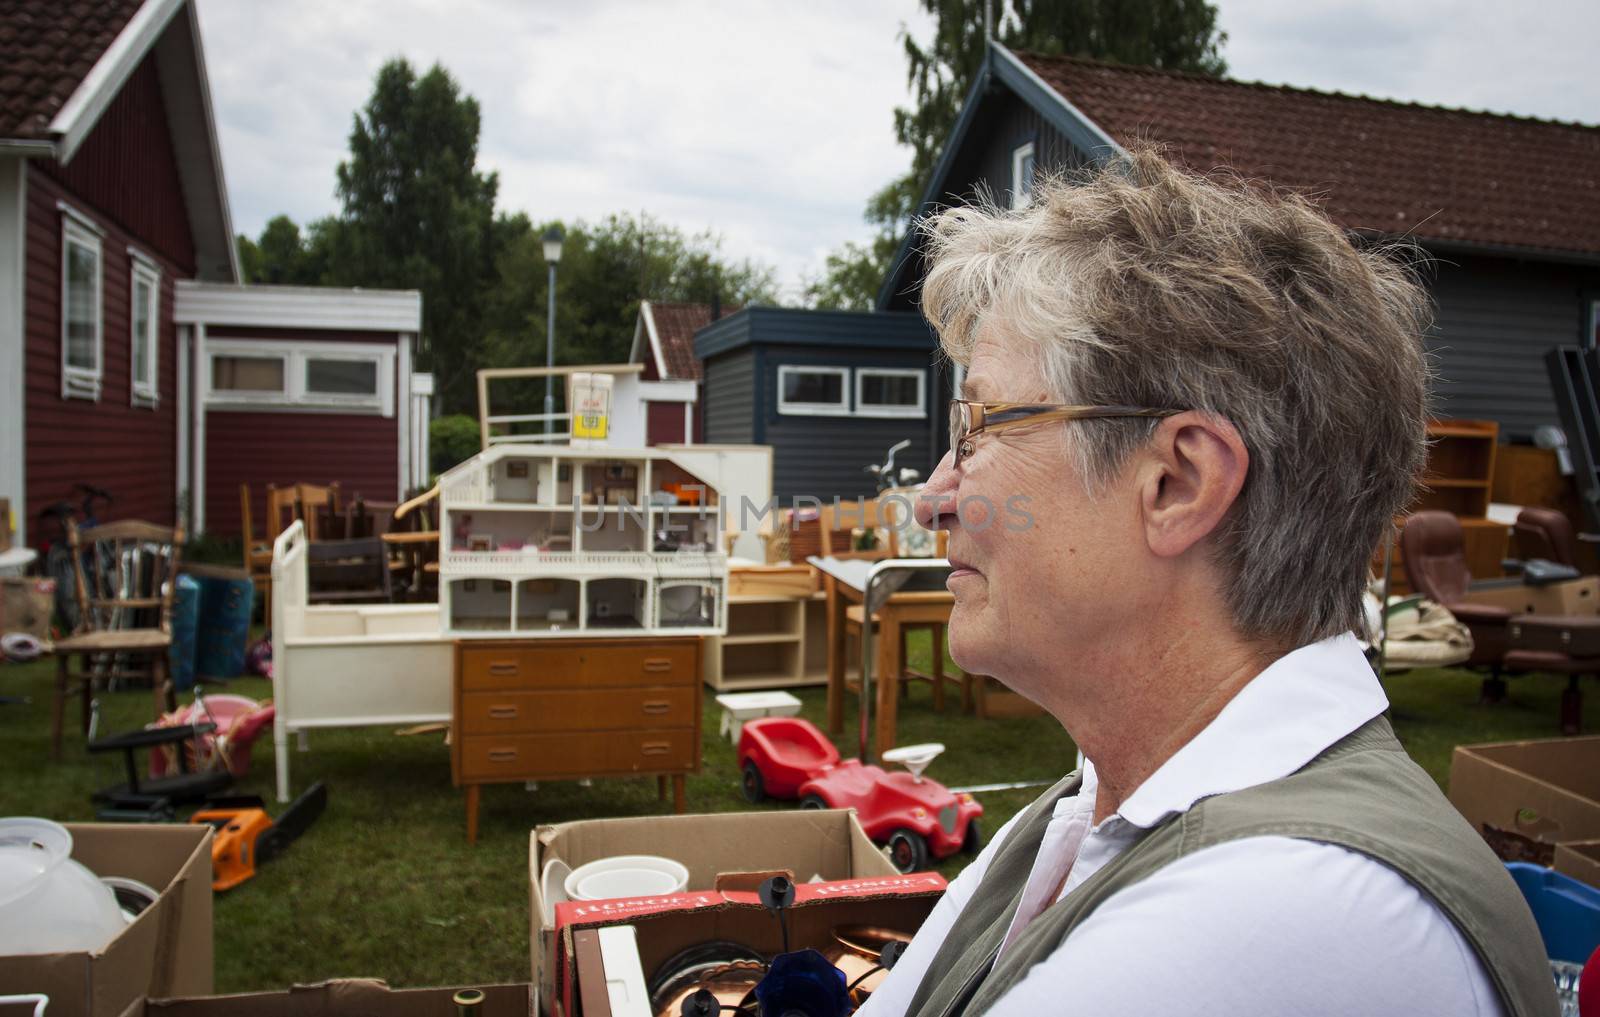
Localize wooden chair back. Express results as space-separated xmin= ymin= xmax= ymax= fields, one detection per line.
xmin=68 ymin=518 xmax=185 ymax=636
xmin=296 ymin=482 xmax=341 ymax=541
xmin=818 ymin=499 xmax=899 ymax=559
xmin=265 ymin=484 xmax=299 ymax=539
xmin=306 ymin=537 xmax=393 ymax=603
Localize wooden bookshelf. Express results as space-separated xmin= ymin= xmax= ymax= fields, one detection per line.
xmin=1379 ymin=419 xmax=1507 ymax=592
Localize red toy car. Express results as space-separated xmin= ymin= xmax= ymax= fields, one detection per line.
xmin=738 ymin=716 xmax=983 ymax=873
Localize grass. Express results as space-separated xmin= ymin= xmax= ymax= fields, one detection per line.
xmin=2 ymin=634 xmax=1595 ymax=991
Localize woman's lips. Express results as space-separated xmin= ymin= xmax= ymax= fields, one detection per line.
xmin=947 ymin=558 xmax=980 ymax=582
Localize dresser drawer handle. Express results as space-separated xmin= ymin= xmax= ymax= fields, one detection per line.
xmin=487 ymin=662 xmax=519 ymax=676
xmin=642 ymin=658 xmax=674 ymax=673
xmin=487 ymin=748 xmax=518 ymax=762
xmin=640 ymin=741 xmax=672 ymax=756
xmin=488 ymin=705 xmax=519 ymax=719
xmin=641 ymin=701 xmax=671 ymax=715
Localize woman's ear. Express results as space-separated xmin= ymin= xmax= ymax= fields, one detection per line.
xmin=1139 ymin=412 xmax=1249 ymax=559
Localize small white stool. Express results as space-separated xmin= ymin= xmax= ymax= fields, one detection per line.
xmin=715 ymin=691 xmax=803 ymax=743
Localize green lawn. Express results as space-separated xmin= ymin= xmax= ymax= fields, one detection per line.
xmin=1 ymin=636 xmax=1593 ymax=991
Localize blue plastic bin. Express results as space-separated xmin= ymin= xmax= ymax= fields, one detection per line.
xmin=1507 ymin=861 xmax=1600 ymax=964
xmin=187 ymin=565 xmax=254 ymax=680
xmin=167 ymin=574 xmax=200 ymax=692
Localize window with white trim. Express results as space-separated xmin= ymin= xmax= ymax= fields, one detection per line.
xmin=777 ymin=365 xmax=850 ymax=416
xmin=856 ymin=368 xmax=926 ymax=418
xmin=61 ymin=218 xmax=103 ymax=400
xmin=206 ymin=339 xmax=395 ymax=416
xmin=1011 ymin=141 xmax=1036 ymax=211
xmin=130 ymin=256 xmax=160 ymax=407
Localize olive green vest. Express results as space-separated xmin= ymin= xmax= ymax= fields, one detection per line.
xmin=904 ymin=716 xmax=1557 ymax=1017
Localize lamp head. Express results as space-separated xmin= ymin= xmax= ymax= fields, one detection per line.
xmin=542 ymin=224 xmax=565 ymax=264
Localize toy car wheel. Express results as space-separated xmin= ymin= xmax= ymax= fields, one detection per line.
xmin=962 ymin=819 xmax=984 ymax=855
xmin=886 ymin=829 xmax=929 ymax=874
xmin=799 ymin=794 xmax=829 ymax=810
xmin=741 ymin=760 xmax=766 ymax=803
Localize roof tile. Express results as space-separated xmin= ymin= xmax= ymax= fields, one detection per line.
xmin=647 ymin=301 xmax=740 ymax=381
xmin=1016 ymin=52 xmax=1600 ymax=258
xmin=0 ymin=0 xmax=148 ymax=141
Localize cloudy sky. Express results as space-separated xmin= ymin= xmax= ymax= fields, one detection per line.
xmin=198 ymin=0 xmax=1600 ymax=302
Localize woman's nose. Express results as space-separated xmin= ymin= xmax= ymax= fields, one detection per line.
xmin=915 ymin=449 xmax=960 ymax=531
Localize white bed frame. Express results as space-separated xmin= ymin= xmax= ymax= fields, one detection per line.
xmin=270 ymin=521 xmax=452 ymax=802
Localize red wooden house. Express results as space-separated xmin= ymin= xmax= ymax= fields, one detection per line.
xmin=0 ymin=0 xmax=426 ymax=546
xmin=627 ymin=299 xmax=729 ymax=445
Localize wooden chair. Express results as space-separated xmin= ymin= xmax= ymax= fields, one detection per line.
xmin=388 ymin=486 xmax=440 ymax=602
xmin=265 ymin=484 xmax=299 ymax=542
xmin=296 ymin=482 xmax=341 ymax=541
xmin=239 ymin=484 xmax=275 ymax=618
xmin=306 ymin=537 xmax=393 ymax=604
xmin=52 ymin=519 xmax=184 ymax=760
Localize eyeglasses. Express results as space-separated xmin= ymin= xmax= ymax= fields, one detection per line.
xmin=949 ymin=399 xmax=1182 ymax=467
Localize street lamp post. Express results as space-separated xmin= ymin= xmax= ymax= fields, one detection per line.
xmin=542 ymin=225 xmax=564 ymax=436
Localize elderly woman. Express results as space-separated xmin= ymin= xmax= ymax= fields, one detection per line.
xmin=863 ymin=151 xmax=1555 ymax=1017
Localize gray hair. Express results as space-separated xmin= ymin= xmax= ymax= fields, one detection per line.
xmin=918 ymin=147 xmax=1431 ymax=648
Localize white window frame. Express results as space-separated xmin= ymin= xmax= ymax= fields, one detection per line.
xmin=205 ymin=338 xmax=396 ymax=417
xmin=855 ymin=367 xmax=926 ymax=419
xmin=60 ymin=212 xmax=104 ymax=401
xmin=129 ymin=252 xmax=160 ymax=408
xmin=777 ymin=364 xmax=851 ymax=417
xmin=1011 ymin=141 xmax=1036 ymax=211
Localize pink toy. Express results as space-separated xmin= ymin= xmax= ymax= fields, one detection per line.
xmin=149 ymin=694 xmax=276 ymax=779
xmin=738 ymin=716 xmax=983 ymax=873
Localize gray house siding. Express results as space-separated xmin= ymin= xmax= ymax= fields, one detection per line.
xmin=973 ymin=92 xmax=1089 ymax=209
xmin=761 ymin=347 xmax=938 ymax=501
xmin=702 ymin=348 xmax=756 ymax=444
xmin=1426 ymin=252 xmax=1600 ymax=440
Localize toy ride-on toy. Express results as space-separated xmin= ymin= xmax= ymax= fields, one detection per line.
xmin=738 ymin=716 xmax=983 ymax=873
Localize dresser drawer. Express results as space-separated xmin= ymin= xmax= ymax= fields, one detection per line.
xmin=459 ymin=687 xmax=696 ymax=735
xmin=459 ymin=641 xmax=697 ymax=691
xmin=458 ymin=728 xmax=695 ymax=781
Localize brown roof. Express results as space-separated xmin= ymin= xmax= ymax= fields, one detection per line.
xmin=0 ymin=0 xmax=147 ymax=141
xmin=1015 ymin=51 xmax=1600 ymax=259
xmin=647 ymin=301 xmax=739 ymax=381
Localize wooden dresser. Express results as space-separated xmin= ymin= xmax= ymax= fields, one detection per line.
xmin=451 ymin=637 xmax=702 ymax=842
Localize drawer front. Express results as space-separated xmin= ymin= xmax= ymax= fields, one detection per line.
xmin=458 ymin=728 xmax=695 ymax=781
xmin=459 ymin=641 xmax=697 ymax=691
xmin=459 ymin=687 xmax=696 ymax=735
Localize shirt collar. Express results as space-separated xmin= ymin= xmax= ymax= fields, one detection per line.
xmin=1083 ymin=632 xmax=1388 ymax=829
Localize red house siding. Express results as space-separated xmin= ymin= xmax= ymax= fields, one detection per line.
xmin=206 ymin=412 xmax=400 ymax=541
xmin=24 ymin=170 xmax=182 ymax=537
xmin=37 ymin=56 xmax=196 ymax=274
xmin=646 ymin=401 xmax=687 ymax=445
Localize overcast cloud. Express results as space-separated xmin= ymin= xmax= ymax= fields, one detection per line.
xmin=198 ymin=0 xmax=1600 ymax=302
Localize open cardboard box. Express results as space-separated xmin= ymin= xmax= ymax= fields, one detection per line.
xmin=1554 ymin=840 xmax=1600 ymax=890
xmin=100 ymin=981 xmax=536 ymax=1017
xmin=1449 ymin=735 xmax=1600 ymax=865
xmin=0 ymin=824 xmax=213 ymax=1017
xmin=530 ymin=809 xmax=940 ymax=1017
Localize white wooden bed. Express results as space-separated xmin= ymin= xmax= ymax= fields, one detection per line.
xmin=270 ymin=522 xmax=452 ymax=802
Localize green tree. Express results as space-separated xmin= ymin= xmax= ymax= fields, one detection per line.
xmin=810 ymin=0 xmax=1227 ymax=309
xmin=332 ymin=59 xmax=499 ymax=412
xmin=236 ymin=214 xmax=330 ymax=285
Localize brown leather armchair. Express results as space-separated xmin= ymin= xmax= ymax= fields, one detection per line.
xmin=1514 ymin=507 xmax=1581 ymax=569
xmin=1399 ymin=510 xmax=1510 ymax=700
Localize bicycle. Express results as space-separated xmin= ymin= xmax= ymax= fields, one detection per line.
xmin=34 ymin=483 xmax=114 ymax=632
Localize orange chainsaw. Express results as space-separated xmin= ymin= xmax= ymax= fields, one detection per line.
xmin=191 ymin=782 xmax=326 ymax=891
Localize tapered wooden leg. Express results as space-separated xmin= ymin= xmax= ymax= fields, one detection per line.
xmin=52 ymin=656 xmax=68 ymax=761
xmin=657 ymin=775 xmax=667 ymax=800
xmin=672 ymin=775 xmax=686 ymax=814
xmin=876 ymin=618 xmax=902 ymax=754
xmin=826 ymin=580 xmax=845 ymax=733
xmin=932 ymin=624 xmax=947 ymax=713
xmin=465 ymin=784 xmax=481 ymax=845
xmin=79 ymin=659 xmax=93 ymax=735
xmin=153 ymin=654 xmax=174 ymax=716
xmin=899 ymin=628 xmax=910 ymax=700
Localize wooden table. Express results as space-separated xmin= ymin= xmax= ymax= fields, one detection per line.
xmin=813 ymin=557 xmax=957 ymax=755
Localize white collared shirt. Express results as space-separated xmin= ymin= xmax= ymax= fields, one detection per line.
xmin=859 ymin=634 xmax=1506 ymax=1017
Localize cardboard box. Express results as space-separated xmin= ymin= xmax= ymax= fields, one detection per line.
xmin=1461 ymin=576 xmax=1600 ymax=616
xmin=1449 ymin=736 xmax=1600 ymax=865
xmin=0 ymin=824 xmax=213 ymax=1017
xmin=1554 ymin=840 xmax=1600 ymax=890
xmin=529 ymin=809 xmax=922 ymax=1015
xmin=109 ymin=981 xmax=535 ymax=1017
